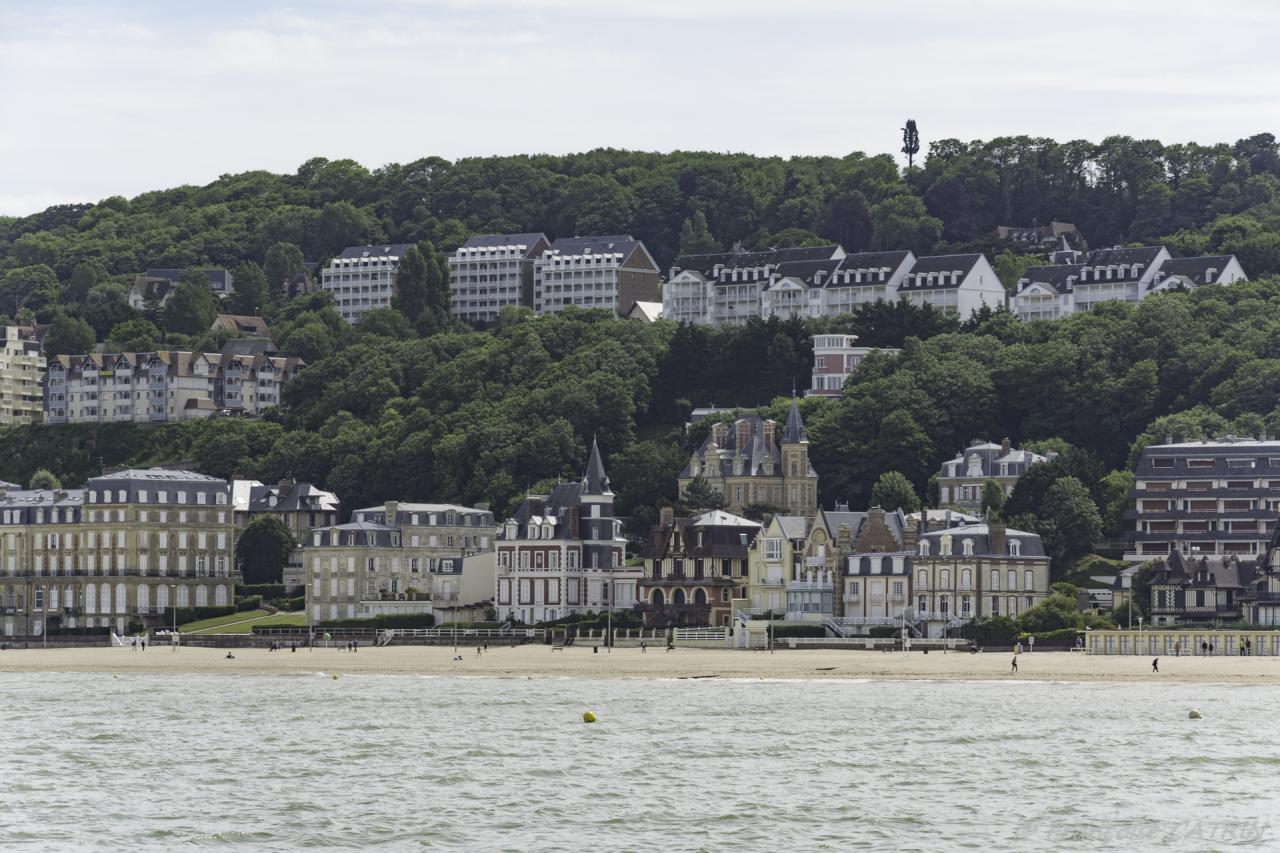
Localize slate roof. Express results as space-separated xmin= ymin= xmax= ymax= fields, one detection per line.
xmin=918 ymin=523 xmax=1047 ymax=558
xmin=338 ymin=244 xmax=414 ymax=260
xmin=1018 ymin=264 xmax=1083 ymax=295
xmin=896 ymin=254 xmax=983 ymax=291
xmin=1156 ymin=255 xmax=1236 ymax=285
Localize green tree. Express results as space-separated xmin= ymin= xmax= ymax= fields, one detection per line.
xmin=235 ymin=515 xmax=296 ymax=585
xmin=869 ymin=470 xmax=920 ymax=512
xmin=677 ymin=475 xmax=725 ymax=516
xmin=677 ymin=210 xmax=720 ymax=256
xmin=106 ymin=318 xmax=163 ymax=352
xmin=981 ymin=479 xmax=1006 ymax=519
xmin=42 ymin=313 xmax=96 ymax=357
xmin=28 ymin=468 xmax=62 ymax=490
xmin=160 ymin=279 xmax=218 ymax=335
xmin=1037 ymin=477 xmax=1102 ymax=577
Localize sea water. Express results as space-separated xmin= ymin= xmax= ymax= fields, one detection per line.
xmin=0 ymin=674 xmax=1277 ymax=851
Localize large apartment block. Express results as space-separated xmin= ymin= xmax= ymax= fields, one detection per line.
xmin=44 ymin=349 xmax=304 ymax=424
xmin=1012 ymin=245 xmax=1247 ymax=321
xmin=448 ymin=233 xmax=550 ymax=322
xmin=1125 ymin=438 xmax=1280 ymax=562
xmin=304 ymin=501 xmax=496 ymax=622
xmin=0 ymin=326 xmax=45 ymax=425
xmin=0 ymin=469 xmax=239 ymax=639
xmin=321 ymin=244 xmax=413 ymax=324
xmin=533 ymin=235 xmax=660 ymax=317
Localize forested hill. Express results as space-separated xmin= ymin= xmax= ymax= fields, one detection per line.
xmin=4 ymin=134 xmax=1280 ymax=290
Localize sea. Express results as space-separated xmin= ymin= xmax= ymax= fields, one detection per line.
xmin=1 ymin=673 xmax=1276 ymax=851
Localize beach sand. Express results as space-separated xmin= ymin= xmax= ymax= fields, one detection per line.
xmin=2 ymin=644 xmax=1280 ymax=682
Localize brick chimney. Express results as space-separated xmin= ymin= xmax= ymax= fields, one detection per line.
xmin=988 ymin=520 xmax=1007 ymax=556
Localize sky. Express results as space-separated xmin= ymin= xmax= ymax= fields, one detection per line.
xmin=2 ymin=0 xmax=1279 ymax=216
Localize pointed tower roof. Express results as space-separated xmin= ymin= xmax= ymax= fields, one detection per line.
xmin=583 ymin=436 xmax=612 ymax=495
xmin=781 ymin=397 xmax=808 ymax=444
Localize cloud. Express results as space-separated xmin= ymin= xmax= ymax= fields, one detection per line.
xmin=2 ymin=0 xmax=1280 ymax=215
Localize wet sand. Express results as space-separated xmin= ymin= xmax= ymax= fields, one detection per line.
xmin=1 ymin=644 xmax=1279 ymax=682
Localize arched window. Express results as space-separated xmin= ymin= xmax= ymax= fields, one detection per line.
xmin=962 ymin=538 xmax=974 ymax=556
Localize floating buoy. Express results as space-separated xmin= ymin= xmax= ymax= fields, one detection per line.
xmin=582 ymin=711 xmax=597 ymax=723
xmin=1189 ymin=709 xmax=1202 ymax=719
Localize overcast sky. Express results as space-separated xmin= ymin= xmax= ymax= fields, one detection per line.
xmin=2 ymin=0 xmax=1278 ymax=216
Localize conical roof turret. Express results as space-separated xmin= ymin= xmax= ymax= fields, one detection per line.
xmin=583 ymin=436 xmax=612 ymax=495
xmin=782 ymin=397 xmax=807 ymax=444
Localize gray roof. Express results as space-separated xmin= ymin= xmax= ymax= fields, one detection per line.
xmin=897 ymin=254 xmax=983 ymax=291
xmin=1156 ymin=255 xmax=1238 ymax=285
xmin=338 ymin=244 xmax=414 ymax=260
xmin=782 ymin=398 xmax=807 ymax=444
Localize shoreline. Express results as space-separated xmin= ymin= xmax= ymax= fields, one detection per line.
xmin=3 ymin=646 xmax=1280 ymax=683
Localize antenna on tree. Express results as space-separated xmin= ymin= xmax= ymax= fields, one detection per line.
xmin=901 ymin=119 xmax=920 ymax=169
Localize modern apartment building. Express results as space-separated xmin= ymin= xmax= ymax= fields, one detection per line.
xmin=937 ymin=438 xmax=1052 ymax=511
xmin=807 ymin=334 xmax=900 ymax=397
xmin=448 ymin=233 xmax=550 ymax=322
xmin=678 ymin=399 xmax=819 ymax=517
xmin=0 ymin=468 xmax=238 ymax=639
xmin=44 ymin=348 xmax=304 ymax=424
xmin=0 ymin=326 xmax=45 ymax=424
xmin=320 ymin=244 xmax=413 ymax=324
xmin=1125 ymin=438 xmax=1280 ymax=562
xmin=494 ymin=440 xmax=640 ymax=623
xmin=533 ymin=235 xmax=660 ymax=317
xmin=304 ymin=500 xmax=496 ymax=623
xmin=637 ymin=507 xmax=760 ymax=627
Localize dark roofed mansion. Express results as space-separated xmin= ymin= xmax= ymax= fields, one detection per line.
xmin=678 ymin=399 xmax=820 ymax=517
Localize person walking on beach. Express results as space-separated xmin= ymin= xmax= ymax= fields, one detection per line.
xmin=1152 ymin=658 xmax=1159 ymax=673
xmin=1011 ymin=655 xmax=1018 ymax=674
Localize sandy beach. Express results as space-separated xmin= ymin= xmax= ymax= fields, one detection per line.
xmin=2 ymin=644 xmax=1280 ymax=682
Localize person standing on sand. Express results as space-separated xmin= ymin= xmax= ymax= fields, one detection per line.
xmin=1152 ymin=658 xmax=1159 ymax=673
xmin=1011 ymin=655 xmax=1018 ymax=674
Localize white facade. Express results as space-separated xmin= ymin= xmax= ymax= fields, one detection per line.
xmin=321 ymin=245 xmax=412 ymax=325
xmin=897 ymin=254 xmax=1006 ymax=317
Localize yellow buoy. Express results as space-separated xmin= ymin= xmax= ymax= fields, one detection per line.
xmin=1189 ymin=709 xmax=1202 ymax=719
xmin=582 ymin=711 xmax=597 ymax=723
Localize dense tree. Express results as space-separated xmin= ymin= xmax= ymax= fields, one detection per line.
xmin=869 ymin=471 xmax=920 ymax=512
xmin=161 ymin=279 xmax=218 ymax=335
xmin=28 ymin=468 xmax=61 ymax=490
xmin=42 ymin=313 xmax=96 ymax=357
xmin=235 ymin=515 xmax=295 ymax=585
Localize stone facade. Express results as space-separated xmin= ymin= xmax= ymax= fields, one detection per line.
xmin=0 ymin=469 xmax=238 ymax=639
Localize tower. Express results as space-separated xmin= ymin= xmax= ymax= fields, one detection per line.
xmin=781 ymin=397 xmax=818 ymax=516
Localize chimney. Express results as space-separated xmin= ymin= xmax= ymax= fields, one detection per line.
xmin=988 ymin=520 xmax=1007 ymax=556
xmin=660 ymin=505 xmax=675 ymax=528
xmin=1001 ymin=437 xmax=1011 ymax=455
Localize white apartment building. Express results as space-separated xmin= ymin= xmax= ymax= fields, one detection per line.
xmin=45 ymin=350 xmax=304 ymax=424
xmin=321 ymin=244 xmax=413 ymax=324
xmin=533 ymin=235 xmax=660 ymax=317
xmin=895 ymin=254 xmax=1007 ymax=317
xmin=0 ymin=326 xmax=44 ymax=425
xmin=1013 ymin=249 xmax=1247 ymax=322
xmin=448 ymin=233 xmax=549 ymax=323
xmin=807 ymin=334 xmax=900 ymax=397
